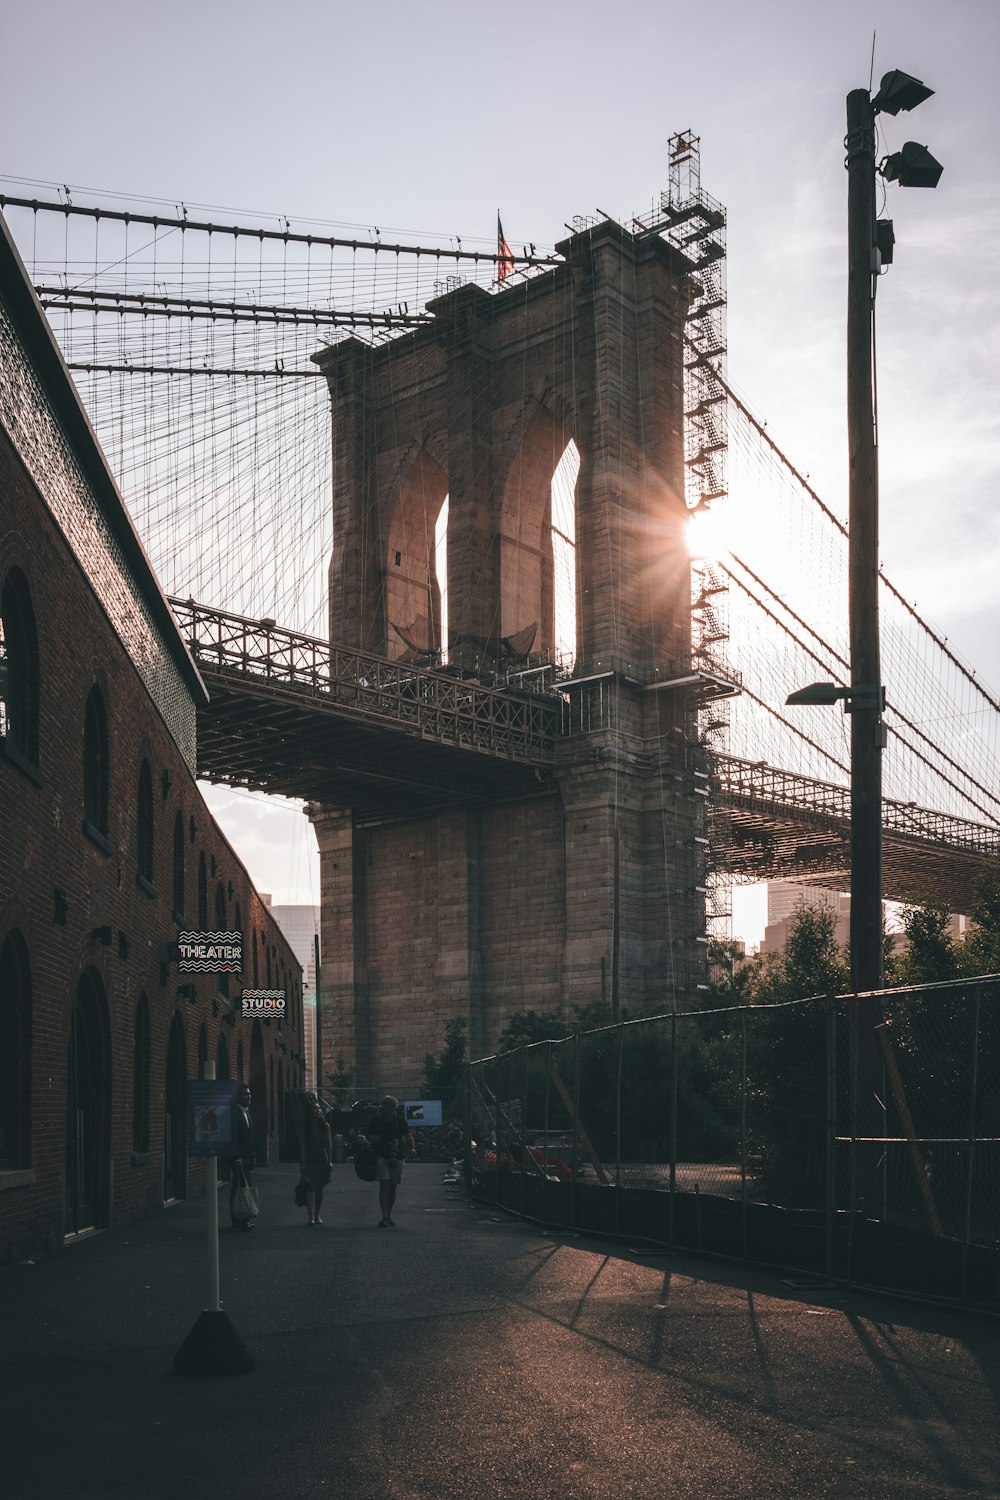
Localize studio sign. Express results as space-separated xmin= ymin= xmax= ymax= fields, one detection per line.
xmin=241 ymin=989 xmax=286 ymax=1015
xmin=177 ymin=931 xmax=243 ymax=972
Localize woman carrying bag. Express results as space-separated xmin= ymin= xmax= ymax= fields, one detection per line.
xmin=229 ymin=1083 xmax=259 ymax=1231
xmin=299 ymin=1098 xmax=333 ymax=1225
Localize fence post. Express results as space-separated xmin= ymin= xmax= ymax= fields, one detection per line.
xmin=542 ymin=1044 xmax=552 ymax=1227
xmin=847 ymin=1002 xmax=858 ymax=1288
xmin=464 ymin=1061 xmax=471 ymax=1191
xmin=615 ymin=1021 xmax=624 ymax=1237
xmin=961 ymin=985 xmax=982 ymax=1308
xmin=668 ymin=1012 xmax=678 ymax=1248
xmin=740 ymin=1008 xmax=748 ymax=1261
xmin=571 ymin=1034 xmax=581 ymax=1232
xmin=825 ymin=994 xmax=836 ymax=1282
xmin=521 ymin=1044 xmax=528 ymax=1221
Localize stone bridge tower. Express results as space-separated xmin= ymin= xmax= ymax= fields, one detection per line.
xmin=310 ymin=220 xmax=711 ymax=1097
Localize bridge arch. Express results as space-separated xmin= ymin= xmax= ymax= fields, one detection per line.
xmin=385 ymin=448 xmax=448 ymax=661
xmin=498 ymin=402 xmax=578 ymax=665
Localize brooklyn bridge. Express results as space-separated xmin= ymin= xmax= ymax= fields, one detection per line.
xmin=5 ymin=130 xmax=998 ymax=1093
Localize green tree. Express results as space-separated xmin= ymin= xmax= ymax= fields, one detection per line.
xmin=325 ymin=1054 xmax=355 ymax=1104
xmin=496 ymin=1009 xmax=570 ymax=1052
xmin=744 ymin=903 xmax=848 ymax=1205
xmin=960 ymin=872 xmax=1000 ymax=976
xmin=893 ymin=904 xmax=959 ymax=986
xmin=422 ymin=1016 xmax=467 ymax=1121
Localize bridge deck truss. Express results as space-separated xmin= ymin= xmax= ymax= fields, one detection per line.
xmin=171 ymin=598 xmax=559 ymax=819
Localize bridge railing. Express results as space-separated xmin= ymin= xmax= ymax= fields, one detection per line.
xmin=170 ymin=597 xmax=560 ymax=764
xmin=466 ymin=975 xmax=1000 ymax=1311
xmin=712 ymin=752 xmax=1000 ymax=853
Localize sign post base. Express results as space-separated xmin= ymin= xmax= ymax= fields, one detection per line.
xmin=174 ymin=1309 xmax=254 ymax=1376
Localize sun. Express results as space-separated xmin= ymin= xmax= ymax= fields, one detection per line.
xmin=685 ymin=504 xmax=728 ymax=561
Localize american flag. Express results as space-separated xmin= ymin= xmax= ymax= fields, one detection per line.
xmin=497 ymin=216 xmax=514 ymax=283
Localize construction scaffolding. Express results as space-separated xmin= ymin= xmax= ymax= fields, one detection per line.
xmin=659 ymin=130 xmax=733 ymax=940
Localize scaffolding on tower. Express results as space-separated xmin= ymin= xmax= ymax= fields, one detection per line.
xmin=659 ymin=130 xmax=734 ymax=942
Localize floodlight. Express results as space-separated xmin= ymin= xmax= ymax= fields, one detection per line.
xmin=871 ymin=70 xmax=934 ymax=116
xmin=880 ymin=142 xmax=943 ymax=188
xmin=785 ymin=682 xmax=848 ymax=707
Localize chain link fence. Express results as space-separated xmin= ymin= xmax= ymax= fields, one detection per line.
xmin=466 ymin=976 xmax=1000 ymax=1311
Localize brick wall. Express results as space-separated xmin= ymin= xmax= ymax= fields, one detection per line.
xmin=0 ymin=425 xmax=303 ymax=1263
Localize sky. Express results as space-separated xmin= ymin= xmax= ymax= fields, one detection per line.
xmin=3 ymin=0 xmax=997 ymax=944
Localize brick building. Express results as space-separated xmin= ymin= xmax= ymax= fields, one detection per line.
xmin=0 ymin=216 xmax=304 ymax=1262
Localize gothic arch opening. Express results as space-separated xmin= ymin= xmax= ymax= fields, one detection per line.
xmin=65 ymin=969 xmax=111 ymax=1234
xmin=499 ymin=409 xmax=579 ymax=667
xmin=385 ymin=450 xmax=448 ymax=661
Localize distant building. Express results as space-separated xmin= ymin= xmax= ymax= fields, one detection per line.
xmin=270 ymin=906 xmax=320 ymax=1089
xmin=759 ymin=881 xmax=965 ymax=957
xmin=760 ymin=883 xmax=850 ymax=955
xmin=0 ymin=217 xmax=304 ymax=1261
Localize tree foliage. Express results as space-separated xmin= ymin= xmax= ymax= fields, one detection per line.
xmin=422 ymin=1016 xmax=467 ymax=1122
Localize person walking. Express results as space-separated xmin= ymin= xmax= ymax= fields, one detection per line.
xmin=366 ymin=1095 xmax=415 ymax=1227
xmin=300 ymin=1098 xmax=333 ymax=1225
xmin=228 ymin=1083 xmax=257 ymax=1231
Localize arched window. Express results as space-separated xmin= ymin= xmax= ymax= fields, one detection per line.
xmin=83 ymin=686 xmax=110 ymax=840
xmin=253 ymin=929 xmax=259 ymax=986
xmin=215 ymin=884 xmax=229 ymax=998
xmin=137 ymin=761 xmax=154 ymax=889
xmin=198 ymin=854 xmax=208 ymax=929
xmin=216 ymin=1031 xmax=230 ymax=1081
xmin=132 ymin=995 xmax=150 ymax=1155
xmin=0 ymin=568 xmax=40 ymax=766
xmin=237 ymin=1040 xmax=244 ymax=1084
xmin=197 ymin=1023 xmax=208 ymax=1079
xmin=0 ymin=930 xmax=31 ymax=1169
xmin=172 ymin=812 xmax=185 ymax=921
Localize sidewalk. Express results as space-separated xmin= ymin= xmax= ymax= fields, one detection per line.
xmin=3 ymin=1160 xmax=999 ymax=1500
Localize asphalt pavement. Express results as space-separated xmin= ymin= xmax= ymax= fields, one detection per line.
xmin=2 ymin=1160 xmax=998 ymax=1500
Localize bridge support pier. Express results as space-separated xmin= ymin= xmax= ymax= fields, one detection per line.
xmin=311 ymin=218 xmax=711 ymax=1096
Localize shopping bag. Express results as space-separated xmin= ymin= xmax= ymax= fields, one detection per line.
xmin=294 ymin=1177 xmax=310 ymax=1207
xmin=352 ymin=1140 xmax=376 ymax=1183
xmin=233 ymin=1165 xmax=260 ymax=1222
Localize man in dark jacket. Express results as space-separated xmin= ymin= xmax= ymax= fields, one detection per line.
xmin=366 ymin=1095 xmax=415 ymax=1227
xmin=228 ymin=1083 xmax=257 ymax=1230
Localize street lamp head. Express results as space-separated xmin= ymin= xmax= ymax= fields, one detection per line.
xmin=880 ymin=141 xmax=944 ymax=189
xmin=872 ymin=70 xmax=934 ymax=116
xmin=785 ymin=682 xmax=848 ymax=707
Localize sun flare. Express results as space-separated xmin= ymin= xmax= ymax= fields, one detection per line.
xmin=685 ymin=504 xmax=728 ymax=561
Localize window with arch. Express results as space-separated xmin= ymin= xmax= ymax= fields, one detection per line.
xmin=132 ymin=995 xmax=150 ymax=1156
xmin=197 ymin=1023 xmax=208 ymax=1079
xmin=83 ymin=685 xmax=110 ymax=841
xmin=0 ymin=930 xmax=31 ymax=1169
xmin=198 ymin=854 xmax=208 ymax=929
xmin=137 ymin=761 xmax=154 ymax=890
xmin=172 ymin=812 xmax=185 ymax=921
xmin=253 ymin=928 xmax=259 ymax=986
xmin=216 ymin=1030 xmax=230 ymax=1081
xmin=0 ymin=567 xmax=40 ymax=769
xmin=215 ymin=883 xmax=228 ymax=998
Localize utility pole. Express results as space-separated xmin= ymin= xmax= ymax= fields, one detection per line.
xmin=788 ymin=71 xmax=941 ymax=1218
xmin=845 ymin=87 xmax=885 ymax=996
